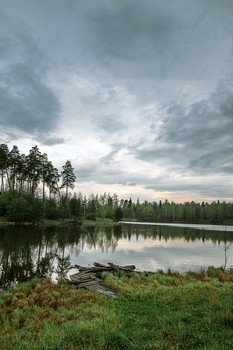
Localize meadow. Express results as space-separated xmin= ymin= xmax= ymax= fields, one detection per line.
xmin=0 ymin=267 xmax=232 ymax=349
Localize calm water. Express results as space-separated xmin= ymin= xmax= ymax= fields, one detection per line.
xmin=0 ymin=223 xmax=232 ymax=288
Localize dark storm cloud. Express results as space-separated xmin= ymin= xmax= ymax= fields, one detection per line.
xmin=79 ymin=0 xmax=230 ymax=103
xmin=0 ymin=6 xmax=62 ymax=144
xmin=1 ymin=0 xmax=233 ymax=198
xmin=4 ymin=0 xmax=225 ymax=100
xmin=134 ymin=74 xmax=233 ymax=178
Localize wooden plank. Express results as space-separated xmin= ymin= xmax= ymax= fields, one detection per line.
xmin=85 ymin=283 xmax=119 ymax=299
xmin=67 ymin=263 xmax=133 ymax=298
xmin=69 ymin=272 xmax=100 ymax=281
xmin=77 ymin=280 xmax=99 ymax=288
xmin=93 ymin=262 xmax=106 ymax=268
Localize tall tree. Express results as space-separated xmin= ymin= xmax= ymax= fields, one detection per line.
xmin=25 ymin=145 xmax=42 ymax=196
xmin=8 ymin=145 xmax=21 ymax=192
xmin=61 ymin=160 xmax=76 ymax=197
xmin=41 ymin=153 xmax=48 ymax=201
xmin=0 ymin=144 xmax=9 ymax=192
xmin=45 ymin=162 xmax=60 ymax=199
xmin=17 ymin=153 xmax=26 ymax=193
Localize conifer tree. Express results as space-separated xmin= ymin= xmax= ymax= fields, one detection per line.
xmin=0 ymin=144 xmax=9 ymax=192
xmin=61 ymin=160 xmax=76 ymax=197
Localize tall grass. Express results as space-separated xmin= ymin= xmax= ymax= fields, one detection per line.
xmin=0 ymin=268 xmax=232 ymax=349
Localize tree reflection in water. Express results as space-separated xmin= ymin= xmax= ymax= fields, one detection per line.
xmin=0 ymin=224 xmax=232 ymax=288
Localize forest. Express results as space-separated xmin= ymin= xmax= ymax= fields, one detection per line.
xmin=0 ymin=143 xmax=233 ymax=224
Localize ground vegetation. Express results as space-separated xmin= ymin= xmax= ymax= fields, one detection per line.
xmin=0 ymin=268 xmax=232 ymax=349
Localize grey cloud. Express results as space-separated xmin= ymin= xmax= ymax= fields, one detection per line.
xmin=134 ymin=75 xmax=233 ymax=177
xmin=80 ymin=0 xmax=230 ymax=99
xmin=76 ymin=164 xmax=97 ymax=180
xmin=4 ymin=0 xmax=228 ymax=102
xmin=92 ymin=115 xmax=126 ymax=134
xmin=1 ymin=0 xmax=233 ymax=200
xmin=73 ymin=150 xmax=233 ymax=199
xmin=0 ymin=7 xmax=62 ymax=144
xmin=38 ymin=135 xmax=66 ymax=146
xmin=99 ymin=147 xmax=120 ymax=165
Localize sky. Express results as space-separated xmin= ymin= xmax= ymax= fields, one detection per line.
xmin=1 ymin=0 xmax=233 ymax=203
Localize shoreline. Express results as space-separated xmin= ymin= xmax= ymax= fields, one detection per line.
xmin=2 ymin=217 xmax=233 ymax=227
xmin=0 ymin=217 xmax=118 ymax=227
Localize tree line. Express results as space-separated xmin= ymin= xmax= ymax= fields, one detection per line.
xmin=0 ymin=144 xmax=76 ymax=198
xmin=0 ymin=143 xmax=233 ymax=224
xmin=63 ymin=194 xmax=233 ymax=225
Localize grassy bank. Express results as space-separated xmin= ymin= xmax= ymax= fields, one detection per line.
xmin=0 ymin=217 xmax=117 ymax=226
xmin=0 ymin=268 xmax=232 ymax=349
xmin=43 ymin=217 xmax=117 ymax=226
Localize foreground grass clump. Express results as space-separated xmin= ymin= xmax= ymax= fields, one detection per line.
xmin=0 ymin=268 xmax=232 ymax=349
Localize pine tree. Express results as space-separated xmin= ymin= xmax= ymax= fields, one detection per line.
xmin=25 ymin=145 xmax=42 ymax=196
xmin=8 ymin=145 xmax=21 ymax=191
xmin=0 ymin=144 xmax=9 ymax=192
xmin=61 ymin=160 xmax=76 ymax=197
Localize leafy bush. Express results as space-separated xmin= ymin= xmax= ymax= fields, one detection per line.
xmin=26 ymin=197 xmax=44 ymax=223
xmin=58 ymin=200 xmax=71 ymax=220
xmin=85 ymin=213 xmax=96 ymax=221
xmin=44 ymin=199 xmax=59 ymax=220
xmin=6 ymin=197 xmax=29 ymax=223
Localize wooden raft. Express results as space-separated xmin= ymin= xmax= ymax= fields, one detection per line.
xmin=67 ymin=262 xmax=135 ymax=299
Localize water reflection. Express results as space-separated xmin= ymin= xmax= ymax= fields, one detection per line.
xmin=0 ymin=224 xmax=232 ymax=288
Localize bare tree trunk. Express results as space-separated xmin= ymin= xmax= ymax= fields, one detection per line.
xmin=1 ymin=171 xmax=4 ymax=192
xmin=43 ymin=180 xmax=45 ymax=201
xmin=223 ymin=240 xmax=231 ymax=270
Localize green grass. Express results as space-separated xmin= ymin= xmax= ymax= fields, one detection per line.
xmin=0 ymin=268 xmax=232 ymax=349
xmin=82 ymin=217 xmax=117 ymax=226
xmin=0 ymin=217 xmax=117 ymax=226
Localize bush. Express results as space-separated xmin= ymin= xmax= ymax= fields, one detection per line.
xmin=58 ymin=200 xmax=71 ymax=220
xmin=85 ymin=213 xmax=96 ymax=221
xmin=0 ymin=191 xmax=16 ymax=216
xmin=44 ymin=199 xmax=59 ymax=220
xmin=0 ymin=194 xmax=8 ymax=216
xmin=6 ymin=197 xmax=29 ymax=223
xmin=26 ymin=197 xmax=44 ymax=223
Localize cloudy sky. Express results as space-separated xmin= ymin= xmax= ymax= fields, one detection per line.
xmin=1 ymin=0 xmax=233 ymax=202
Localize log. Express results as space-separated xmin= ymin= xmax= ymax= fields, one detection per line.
xmin=108 ymin=263 xmax=136 ymax=271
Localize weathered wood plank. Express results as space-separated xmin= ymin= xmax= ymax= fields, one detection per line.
xmin=77 ymin=280 xmax=100 ymax=287
xmin=108 ymin=263 xmax=135 ymax=271
xmin=93 ymin=262 xmax=106 ymax=268
xmin=70 ymin=273 xmax=98 ymax=281
xmin=67 ymin=262 xmax=133 ymax=298
xmin=85 ymin=283 xmax=119 ymax=299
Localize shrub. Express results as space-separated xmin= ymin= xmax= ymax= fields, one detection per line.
xmin=6 ymin=197 xmax=29 ymax=223
xmin=26 ymin=197 xmax=44 ymax=223
xmin=85 ymin=213 xmax=96 ymax=221
xmin=44 ymin=199 xmax=59 ymax=220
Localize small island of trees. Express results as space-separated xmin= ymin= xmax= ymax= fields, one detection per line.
xmin=0 ymin=143 xmax=233 ymax=225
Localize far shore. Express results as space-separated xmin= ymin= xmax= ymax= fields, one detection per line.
xmin=2 ymin=217 xmax=233 ymax=228
xmin=120 ymin=220 xmax=233 ymax=231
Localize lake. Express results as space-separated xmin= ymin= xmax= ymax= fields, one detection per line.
xmin=0 ymin=222 xmax=232 ymax=288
